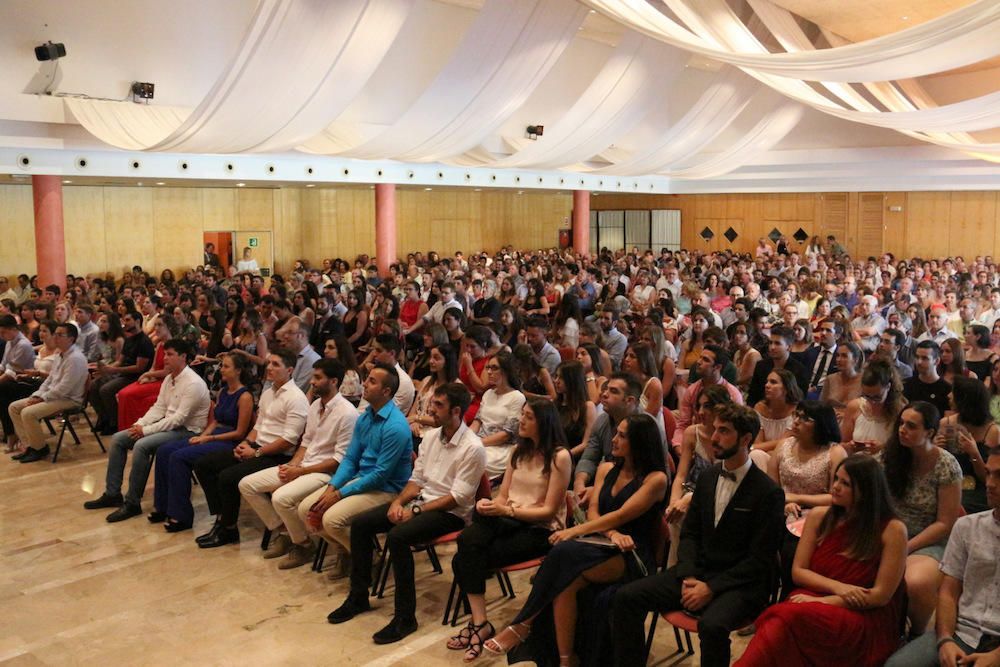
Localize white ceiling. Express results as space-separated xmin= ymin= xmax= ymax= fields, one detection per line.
xmin=1 ymin=0 xmax=999 ymax=192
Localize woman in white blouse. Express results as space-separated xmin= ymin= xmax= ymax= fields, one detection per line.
xmin=471 ymin=349 xmax=526 ymax=479
xmin=236 ymin=247 xmax=260 ymax=275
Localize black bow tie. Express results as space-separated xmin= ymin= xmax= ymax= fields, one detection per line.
xmin=719 ymin=468 xmax=737 ymax=481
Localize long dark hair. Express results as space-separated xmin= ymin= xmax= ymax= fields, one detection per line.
xmin=493 ymin=349 xmax=522 ymax=391
xmin=817 ymin=454 xmax=897 ymax=561
xmin=555 ymin=360 xmax=589 ymax=431
xmin=430 ymin=343 xmax=459 ymax=383
xmin=206 ymin=308 xmax=229 ymax=357
xmin=99 ymin=312 xmax=124 ymax=342
xmin=882 ymin=401 xmax=940 ymax=499
xmin=623 ymin=413 xmax=667 ymax=479
xmin=510 ymin=397 xmax=567 ymax=476
xmin=952 ymin=375 xmax=991 ymax=428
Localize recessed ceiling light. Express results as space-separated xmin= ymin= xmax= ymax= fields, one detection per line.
xmin=236 ymin=182 xmax=246 ymax=187
xmin=901 ymin=15 xmax=909 ymax=20
xmin=424 ymin=187 xmax=433 ymax=191
xmin=517 ymin=190 xmax=524 ymax=195
xmin=136 ymin=182 xmax=143 ymax=186
xmin=474 ymin=188 xmax=482 ymax=192
xmin=62 ymin=179 xmax=72 ymax=184
xmin=305 ymin=184 xmax=315 ymax=188
xmin=156 ymin=182 xmax=165 ymax=186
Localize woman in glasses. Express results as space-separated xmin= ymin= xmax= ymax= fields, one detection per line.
xmin=840 ymin=360 xmax=905 ymax=455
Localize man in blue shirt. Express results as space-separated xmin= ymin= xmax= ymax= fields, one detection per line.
xmin=301 ymin=363 xmax=412 ymax=579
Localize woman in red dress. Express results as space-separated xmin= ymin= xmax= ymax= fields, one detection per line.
xmin=735 ymin=454 xmax=907 ymax=667
xmin=116 ymin=316 xmax=176 ymax=430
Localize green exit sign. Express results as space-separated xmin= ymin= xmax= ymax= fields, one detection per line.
xmin=248 ymin=237 xmax=258 ymax=247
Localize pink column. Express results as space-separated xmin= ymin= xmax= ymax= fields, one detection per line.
xmin=572 ymin=189 xmax=590 ymax=256
xmin=32 ymin=175 xmax=67 ymax=293
xmin=374 ymin=183 xmax=397 ymax=278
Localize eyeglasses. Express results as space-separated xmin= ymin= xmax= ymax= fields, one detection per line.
xmin=485 ymin=365 xmax=501 ymax=372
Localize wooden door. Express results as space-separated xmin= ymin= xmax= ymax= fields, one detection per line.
xmin=857 ymin=193 xmax=885 ymax=259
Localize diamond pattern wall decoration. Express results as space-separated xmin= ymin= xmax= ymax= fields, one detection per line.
xmin=768 ymin=227 xmax=782 ymax=242
xmin=700 ymin=227 xmax=714 ymax=241
xmin=793 ymin=228 xmax=809 ymax=242
xmin=724 ymin=227 xmax=738 ymax=243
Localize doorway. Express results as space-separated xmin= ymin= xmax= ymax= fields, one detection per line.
xmin=202 ymin=231 xmax=273 ymax=278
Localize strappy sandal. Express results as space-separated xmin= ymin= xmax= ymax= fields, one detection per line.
xmin=446 ymin=621 xmax=477 ymax=650
xmin=483 ymin=622 xmax=530 ymax=656
xmin=463 ymin=621 xmax=494 ymax=662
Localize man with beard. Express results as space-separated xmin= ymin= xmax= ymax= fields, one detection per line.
xmin=88 ymin=311 xmax=154 ymax=435
xmin=611 ymin=403 xmax=784 ymax=667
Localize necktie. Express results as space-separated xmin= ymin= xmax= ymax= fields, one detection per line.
xmin=719 ymin=468 xmax=737 ymax=481
xmin=810 ymin=349 xmax=830 ymax=388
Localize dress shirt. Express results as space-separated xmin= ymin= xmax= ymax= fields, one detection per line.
xmin=979 ymin=307 xmax=1000 ymax=331
xmin=534 ymin=341 xmax=561 ymax=376
xmin=714 ymin=457 xmax=753 ymax=527
xmin=424 ymin=297 xmax=463 ymax=324
xmin=809 ymin=344 xmax=837 ymax=389
xmin=329 ymin=400 xmax=412 ymax=498
xmin=292 ymin=345 xmax=321 ymax=393
xmin=940 ymin=510 xmax=1000 ymax=648
xmin=135 ymin=365 xmax=211 ymax=435
xmin=0 ymin=288 xmax=16 ymax=303
xmin=915 ymin=328 xmax=958 ymax=346
xmin=851 ymin=313 xmax=887 ymax=352
xmin=674 ymin=377 xmax=745 ymax=443
xmin=33 ymin=345 xmax=88 ymax=404
xmin=410 ymin=422 xmax=487 ymax=520
xmin=601 ymin=327 xmax=629 ymax=371
xmin=76 ymin=321 xmax=100 ymax=361
xmin=299 ymin=392 xmax=359 ymax=468
xmin=253 ymin=380 xmax=309 ymax=450
xmin=0 ymin=332 xmax=36 ymax=379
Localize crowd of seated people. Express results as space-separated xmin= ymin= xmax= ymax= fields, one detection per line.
xmin=4 ymin=234 xmax=1000 ymax=664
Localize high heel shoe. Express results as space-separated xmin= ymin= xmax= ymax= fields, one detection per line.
xmin=483 ymin=622 xmax=529 ymax=656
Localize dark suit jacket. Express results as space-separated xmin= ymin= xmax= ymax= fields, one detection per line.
xmin=675 ymin=462 xmax=785 ymax=599
xmin=746 ymin=357 xmax=810 ymax=406
xmin=204 ymin=251 xmax=221 ymax=268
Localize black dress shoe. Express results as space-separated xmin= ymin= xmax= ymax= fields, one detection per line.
xmin=106 ymin=503 xmax=142 ymax=523
xmin=164 ymin=521 xmax=192 ymax=533
xmin=84 ymin=493 xmax=124 ymax=510
xmin=327 ymin=597 xmax=372 ymax=625
xmin=17 ymin=446 xmax=50 ymax=463
xmin=196 ymin=518 xmax=223 ymax=544
xmin=372 ymin=616 xmax=418 ymax=645
xmin=11 ymin=450 xmax=28 ymax=460
xmin=147 ymin=511 xmax=167 ymax=523
xmin=197 ymin=526 xmax=239 ymax=549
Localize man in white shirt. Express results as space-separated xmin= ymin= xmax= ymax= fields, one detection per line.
xmin=917 ymin=306 xmax=959 ymax=346
xmin=977 ymin=287 xmax=1000 ymax=331
xmin=0 ymin=314 xmax=37 ymax=451
xmin=357 ymin=333 xmax=415 ymax=414
xmin=73 ymin=304 xmax=100 ymax=361
xmin=84 ymin=339 xmax=210 ymax=522
xmin=9 ymin=323 xmax=88 ymax=463
xmin=404 ymin=282 xmax=463 ymax=336
xmin=851 ymin=295 xmax=887 ymax=354
xmin=0 ymin=277 xmax=16 ymax=304
xmin=240 ymin=358 xmax=358 ymax=570
xmin=328 ymin=382 xmax=486 ymax=645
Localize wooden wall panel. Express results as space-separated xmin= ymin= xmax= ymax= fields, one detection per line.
xmin=0 ymin=185 xmax=36 ymax=277
xmin=152 ymin=189 xmax=204 ymax=275
xmin=63 ymin=187 xmax=107 ymax=277
xmin=905 ymin=192 xmax=951 ymax=259
xmin=949 ymin=192 xmax=996 ymax=260
xmin=202 ymin=188 xmax=236 ymax=231
xmin=236 ymin=189 xmax=274 ymax=232
xmin=273 ymin=189 xmax=303 ymax=274
xmin=103 ymin=187 xmax=154 ymax=275
xmin=857 ymin=193 xmax=885 ymax=259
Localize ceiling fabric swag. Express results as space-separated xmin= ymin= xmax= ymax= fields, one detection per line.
xmin=665 ymin=103 xmax=803 ymax=179
xmin=465 ymin=33 xmax=682 ymax=169
xmin=591 ymin=69 xmax=756 ymax=175
xmin=580 ymin=0 xmax=1000 ymax=83
xmin=66 ymin=0 xmax=410 ymax=153
xmin=664 ymin=0 xmax=1000 ymax=135
xmin=302 ymin=0 xmax=586 ymax=161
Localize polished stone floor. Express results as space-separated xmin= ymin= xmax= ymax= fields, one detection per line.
xmin=1 ymin=428 xmax=748 ymax=666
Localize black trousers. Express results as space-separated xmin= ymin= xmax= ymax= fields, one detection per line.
xmin=89 ymin=374 xmax=133 ymax=430
xmin=348 ymin=503 xmax=464 ymax=621
xmin=192 ymin=448 xmax=284 ymax=526
xmin=611 ymin=566 xmax=766 ymax=667
xmin=451 ymin=513 xmax=552 ymax=595
xmin=0 ymin=379 xmax=39 ymax=436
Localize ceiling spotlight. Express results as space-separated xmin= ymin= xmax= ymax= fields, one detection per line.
xmin=156 ymin=182 xmax=165 ymax=185
xmin=305 ymin=184 xmax=315 ymax=188
xmin=62 ymin=180 xmax=72 ymax=184
xmin=526 ymin=125 xmax=544 ymax=140
xmin=34 ymin=41 xmax=66 ymax=62
xmin=424 ymin=187 xmax=433 ymax=191
xmin=131 ymin=81 xmax=155 ymax=100
xmin=236 ymin=182 xmax=246 ymax=187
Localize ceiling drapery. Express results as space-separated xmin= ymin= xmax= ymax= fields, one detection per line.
xmin=66 ymin=0 xmax=411 ymax=153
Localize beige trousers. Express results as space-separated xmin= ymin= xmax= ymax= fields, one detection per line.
xmin=9 ymin=398 xmax=80 ymax=450
xmin=238 ymin=468 xmax=331 ymax=545
xmin=297 ymin=485 xmax=395 ymax=555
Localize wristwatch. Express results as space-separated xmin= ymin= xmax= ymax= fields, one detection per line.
xmin=411 ymin=504 xmax=422 ymax=515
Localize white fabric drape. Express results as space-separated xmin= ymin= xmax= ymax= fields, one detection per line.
xmin=462 ymin=33 xmax=683 ymax=169
xmin=591 ymin=70 xmax=755 ymax=175
xmin=301 ymin=0 xmax=586 ymax=160
xmin=666 ymin=104 xmax=803 ymax=179
xmin=66 ymin=0 xmax=410 ymax=153
xmin=581 ymin=0 xmax=1000 ymax=83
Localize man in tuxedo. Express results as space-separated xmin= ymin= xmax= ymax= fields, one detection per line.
xmin=611 ymin=403 xmax=785 ymax=667
xmin=805 ymin=318 xmax=839 ymax=398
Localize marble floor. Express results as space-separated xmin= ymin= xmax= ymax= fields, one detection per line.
xmin=1 ymin=428 xmax=749 ymax=666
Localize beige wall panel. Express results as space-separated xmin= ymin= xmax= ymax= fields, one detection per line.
xmin=103 ymin=187 xmax=154 ymax=276
xmin=272 ymin=189 xmax=302 ymax=274
xmin=884 ymin=192 xmax=906 ymax=257
xmin=857 ymin=193 xmax=885 ymax=259
xmin=905 ymin=192 xmax=951 ymax=258
xmin=152 ymin=188 xmax=204 ymax=275
xmin=63 ymin=187 xmax=107 ymax=278
xmin=236 ymin=189 xmax=274 ymax=232
xmin=0 ymin=185 xmax=36 ymax=278
xmin=948 ymin=192 xmax=996 ymax=259
xmin=202 ymin=188 xmax=237 ymax=231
